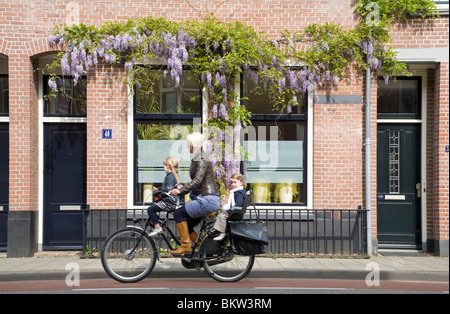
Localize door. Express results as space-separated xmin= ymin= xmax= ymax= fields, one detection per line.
xmin=377 ymin=124 xmax=421 ymax=248
xmin=0 ymin=123 xmax=8 ymax=251
xmin=43 ymin=123 xmax=86 ymax=250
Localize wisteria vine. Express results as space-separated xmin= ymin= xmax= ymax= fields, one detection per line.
xmin=47 ymin=0 xmax=438 ymax=194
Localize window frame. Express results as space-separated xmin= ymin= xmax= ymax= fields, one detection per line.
xmin=43 ymin=75 xmax=87 ymax=118
xmin=133 ymin=65 xmax=203 ymax=206
xmin=240 ymin=71 xmax=309 ymax=207
xmin=131 ymin=66 xmax=311 ymax=208
xmin=377 ymin=76 xmax=422 ymax=120
xmin=0 ymin=74 xmax=8 ymax=116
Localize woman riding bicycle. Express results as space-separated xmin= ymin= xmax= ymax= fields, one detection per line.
xmin=170 ymin=132 xmax=220 ymax=255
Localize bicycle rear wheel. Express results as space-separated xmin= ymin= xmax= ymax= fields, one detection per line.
xmin=101 ymin=227 xmax=157 ymax=283
xmin=201 ymin=237 xmax=255 ymax=282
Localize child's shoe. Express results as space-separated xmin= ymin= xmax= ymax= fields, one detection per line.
xmin=149 ymin=227 xmax=163 ymax=237
xmin=213 ymin=233 xmax=226 ymax=241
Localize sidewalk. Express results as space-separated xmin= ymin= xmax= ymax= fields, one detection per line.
xmin=0 ymin=251 xmax=448 ymax=283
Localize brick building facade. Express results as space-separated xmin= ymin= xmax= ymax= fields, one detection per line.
xmin=0 ymin=0 xmax=448 ymax=257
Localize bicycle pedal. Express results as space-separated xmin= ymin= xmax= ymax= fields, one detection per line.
xmin=181 ymin=256 xmax=191 ymax=263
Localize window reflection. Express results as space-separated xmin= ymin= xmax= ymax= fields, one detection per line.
xmin=44 ymin=76 xmax=87 ymax=116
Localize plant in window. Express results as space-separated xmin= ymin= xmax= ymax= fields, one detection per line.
xmin=252 ymin=183 xmax=272 ymax=204
xmin=274 ymin=182 xmax=300 ymax=204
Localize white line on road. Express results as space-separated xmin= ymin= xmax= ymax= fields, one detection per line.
xmin=254 ymin=287 xmax=356 ymax=291
xmin=73 ymin=287 xmax=170 ymax=292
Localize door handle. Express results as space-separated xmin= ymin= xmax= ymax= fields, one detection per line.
xmin=416 ymin=183 xmax=421 ymax=198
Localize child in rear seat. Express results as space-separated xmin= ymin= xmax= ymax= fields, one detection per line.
xmin=213 ymin=173 xmax=247 ymax=241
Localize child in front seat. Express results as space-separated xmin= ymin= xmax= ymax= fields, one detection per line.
xmin=147 ymin=157 xmax=180 ymax=237
xmin=213 ymin=173 xmax=247 ymax=241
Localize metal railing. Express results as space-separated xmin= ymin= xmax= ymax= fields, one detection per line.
xmin=82 ymin=207 xmax=368 ymax=258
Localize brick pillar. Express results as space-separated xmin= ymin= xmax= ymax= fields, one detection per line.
xmin=86 ymin=64 xmax=129 ymax=209
xmin=7 ymin=53 xmax=39 ymax=257
xmin=432 ymin=62 xmax=449 ymax=256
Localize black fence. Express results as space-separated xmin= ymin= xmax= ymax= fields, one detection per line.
xmin=82 ymin=207 xmax=368 ymax=258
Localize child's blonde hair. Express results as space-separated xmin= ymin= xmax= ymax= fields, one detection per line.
xmin=164 ymin=157 xmax=180 ymax=184
xmin=231 ymin=173 xmax=246 ymax=189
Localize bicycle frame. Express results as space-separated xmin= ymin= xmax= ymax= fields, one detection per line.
xmin=128 ymin=211 xmax=228 ymax=265
xmin=126 ymin=214 xmax=181 ymax=258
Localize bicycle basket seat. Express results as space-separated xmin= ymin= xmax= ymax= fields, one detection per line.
xmin=153 ymin=189 xmax=178 ymax=205
xmin=227 ymin=190 xmax=252 ymax=222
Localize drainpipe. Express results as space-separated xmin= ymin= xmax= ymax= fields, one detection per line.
xmin=365 ymin=58 xmax=373 ymax=257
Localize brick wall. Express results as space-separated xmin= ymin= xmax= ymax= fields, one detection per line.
xmin=7 ymin=54 xmax=39 ymax=212
xmin=0 ymin=0 xmax=448 ymax=251
xmin=86 ymin=64 xmax=129 ymax=209
xmin=434 ymin=62 xmax=450 ymax=241
xmin=390 ymin=16 xmax=450 ymax=49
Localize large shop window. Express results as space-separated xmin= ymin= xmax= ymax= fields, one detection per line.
xmin=43 ymin=76 xmax=87 ymax=117
xmin=242 ymin=72 xmax=307 ymax=205
xmin=134 ymin=67 xmax=202 ymax=204
xmin=0 ymin=75 xmax=8 ymax=115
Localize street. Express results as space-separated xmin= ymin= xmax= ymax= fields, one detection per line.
xmin=0 ymin=277 xmax=448 ymax=294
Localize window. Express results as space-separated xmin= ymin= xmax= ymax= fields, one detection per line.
xmin=134 ymin=67 xmax=308 ymax=205
xmin=377 ymin=77 xmax=421 ymax=119
xmin=136 ymin=70 xmax=200 ymax=115
xmin=242 ymin=71 xmax=308 ymax=205
xmin=134 ymin=67 xmax=202 ymax=204
xmin=43 ymin=76 xmax=87 ymax=117
xmin=0 ymin=75 xmax=8 ymax=115
xmin=434 ymin=0 xmax=449 ymax=14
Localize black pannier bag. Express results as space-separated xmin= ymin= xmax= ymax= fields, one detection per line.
xmin=231 ymin=237 xmax=267 ymax=255
xmin=229 ymin=221 xmax=269 ymax=255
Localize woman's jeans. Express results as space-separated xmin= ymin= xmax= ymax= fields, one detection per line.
xmin=173 ymin=205 xmax=202 ymax=234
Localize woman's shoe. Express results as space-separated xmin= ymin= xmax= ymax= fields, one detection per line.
xmin=213 ymin=233 xmax=226 ymax=241
xmin=149 ymin=227 xmax=163 ymax=237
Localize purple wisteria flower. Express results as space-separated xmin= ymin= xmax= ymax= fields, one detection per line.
xmin=212 ymin=104 xmax=218 ymax=119
xmin=219 ymin=103 xmax=228 ymax=120
xmin=206 ymin=72 xmax=213 ymax=89
xmin=48 ymin=79 xmax=57 ymax=91
xmin=124 ymin=61 xmax=133 ymax=71
xmin=61 ymin=54 xmax=70 ymax=76
xmin=216 ymin=73 xmax=226 ymax=88
xmin=48 ymin=35 xmax=58 ymax=46
xmin=49 ymin=25 xmax=197 ymax=87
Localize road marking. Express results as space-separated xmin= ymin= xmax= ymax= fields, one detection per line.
xmin=73 ymin=287 xmax=169 ymax=292
xmin=254 ymin=287 xmax=356 ymax=291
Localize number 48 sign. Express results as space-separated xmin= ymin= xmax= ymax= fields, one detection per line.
xmin=102 ymin=129 xmax=112 ymax=139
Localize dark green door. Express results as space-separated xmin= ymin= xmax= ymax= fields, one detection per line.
xmin=377 ymin=124 xmax=421 ymax=248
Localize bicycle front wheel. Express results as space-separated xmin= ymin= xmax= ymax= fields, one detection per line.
xmin=101 ymin=227 xmax=157 ymax=283
xmin=201 ymin=237 xmax=255 ymax=282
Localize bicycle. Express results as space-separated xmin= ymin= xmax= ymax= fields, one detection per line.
xmin=100 ymin=190 xmax=255 ymax=283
